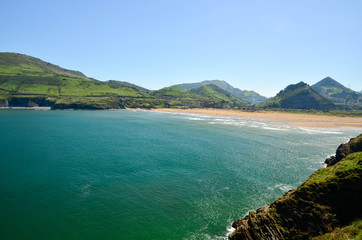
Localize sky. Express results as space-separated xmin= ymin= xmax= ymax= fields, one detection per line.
xmin=1 ymin=0 xmax=362 ymax=97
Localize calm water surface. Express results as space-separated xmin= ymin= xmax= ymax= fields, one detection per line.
xmin=0 ymin=110 xmax=359 ymax=239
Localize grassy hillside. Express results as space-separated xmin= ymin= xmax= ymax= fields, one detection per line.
xmin=190 ymin=84 xmax=249 ymax=108
xmin=173 ymin=80 xmax=267 ymax=105
xmin=151 ymin=85 xmax=250 ymax=109
xmin=313 ymin=219 xmax=362 ymax=240
xmin=259 ymin=81 xmax=335 ymax=111
xmin=230 ymin=134 xmax=362 ymax=240
xmin=107 ymin=80 xmax=150 ymax=93
xmin=311 ymin=77 xmax=362 ymax=107
xmin=151 ymin=86 xmax=212 ymax=108
xmin=0 ymin=52 xmax=162 ymax=109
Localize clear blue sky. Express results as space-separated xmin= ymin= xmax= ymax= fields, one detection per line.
xmin=1 ymin=0 xmax=361 ymax=97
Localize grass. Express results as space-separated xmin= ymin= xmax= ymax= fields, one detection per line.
xmin=313 ymin=219 xmax=362 ymax=240
xmin=307 ymin=152 xmax=362 ymax=183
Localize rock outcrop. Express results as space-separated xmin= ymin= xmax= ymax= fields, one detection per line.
xmin=229 ymin=134 xmax=362 ymax=240
xmin=325 ymin=134 xmax=362 ymax=166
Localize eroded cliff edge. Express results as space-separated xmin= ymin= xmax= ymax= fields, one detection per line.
xmin=229 ymin=134 xmax=362 ymax=240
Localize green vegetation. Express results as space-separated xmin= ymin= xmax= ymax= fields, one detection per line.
xmin=190 ymin=84 xmax=249 ymax=108
xmin=0 ymin=53 xmax=164 ymax=109
xmin=0 ymin=53 xmax=254 ymax=110
xmin=313 ymin=219 xmax=362 ymax=240
xmin=230 ymin=135 xmax=362 ymax=240
xmin=107 ymin=80 xmax=150 ymax=93
xmin=151 ymin=86 xmax=205 ymax=108
xmin=259 ymin=81 xmax=336 ymax=111
xmin=1 ymin=53 xmax=361 ymax=113
xmin=150 ymin=85 xmax=249 ymax=109
xmin=173 ymin=80 xmax=267 ymax=105
xmin=312 ymin=77 xmax=362 ymax=108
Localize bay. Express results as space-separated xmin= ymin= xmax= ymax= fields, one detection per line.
xmin=0 ymin=110 xmax=358 ymax=239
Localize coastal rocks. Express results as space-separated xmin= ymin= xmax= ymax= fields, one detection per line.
xmin=5 ymin=97 xmax=55 ymax=107
xmin=0 ymin=98 xmax=8 ymax=107
xmin=229 ymin=135 xmax=362 ymax=240
xmin=325 ymin=134 xmax=362 ymax=166
xmin=52 ymin=97 xmax=126 ymax=110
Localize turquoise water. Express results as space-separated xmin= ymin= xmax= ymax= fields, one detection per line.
xmin=0 ymin=110 xmax=359 ymax=240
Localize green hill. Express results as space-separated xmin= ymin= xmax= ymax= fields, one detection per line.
xmin=0 ymin=52 xmax=161 ymax=109
xmin=150 ymin=85 xmax=249 ymax=109
xmin=190 ymin=84 xmax=249 ymax=108
xmin=259 ymin=81 xmax=335 ymax=110
xmin=230 ymin=134 xmax=362 ymax=240
xmin=150 ymin=86 xmax=201 ymax=108
xmin=311 ymin=77 xmax=362 ymax=107
xmin=173 ymin=80 xmax=267 ymax=105
xmin=107 ymin=80 xmax=150 ymax=93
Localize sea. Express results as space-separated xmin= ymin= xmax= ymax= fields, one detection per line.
xmin=0 ymin=110 xmax=359 ymax=240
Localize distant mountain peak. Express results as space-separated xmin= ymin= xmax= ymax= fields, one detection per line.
xmin=311 ymin=77 xmax=361 ymax=106
xmin=261 ymin=82 xmax=335 ymax=110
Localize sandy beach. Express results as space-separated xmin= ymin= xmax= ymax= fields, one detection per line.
xmin=152 ymin=108 xmax=362 ymax=128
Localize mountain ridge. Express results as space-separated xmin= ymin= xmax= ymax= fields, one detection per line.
xmin=107 ymin=80 xmax=150 ymax=93
xmin=173 ymin=80 xmax=267 ymax=105
xmin=151 ymin=85 xmax=249 ymax=109
xmin=0 ymin=52 xmax=361 ymax=111
xmin=311 ymin=77 xmax=361 ymax=106
xmin=259 ymin=81 xmax=335 ymax=111
xmin=0 ymin=52 xmax=158 ymax=109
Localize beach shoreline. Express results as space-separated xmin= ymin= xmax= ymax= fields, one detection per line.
xmin=151 ymin=108 xmax=362 ymax=128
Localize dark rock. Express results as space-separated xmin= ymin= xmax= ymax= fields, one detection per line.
xmin=325 ymin=134 xmax=362 ymax=166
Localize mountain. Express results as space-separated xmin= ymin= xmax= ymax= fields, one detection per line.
xmin=0 ymin=52 xmax=159 ymax=109
xmin=311 ymin=77 xmax=362 ymax=106
xmin=260 ymin=81 xmax=335 ymax=110
xmin=107 ymin=80 xmax=150 ymax=93
xmin=150 ymin=86 xmax=201 ymax=108
xmin=229 ymin=134 xmax=362 ymax=240
xmin=190 ymin=84 xmax=249 ymax=108
xmin=173 ymin=80 xmax=267 ymax=105
xmin=151 ymin=85 xmax=249 ymax=109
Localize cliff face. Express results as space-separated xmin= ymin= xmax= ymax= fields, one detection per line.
xmin=229 ymin=134 xmax=362 ymax=240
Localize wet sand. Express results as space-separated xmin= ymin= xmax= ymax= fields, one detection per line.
xmin=151 ymin=108 xmax=362 ymax=128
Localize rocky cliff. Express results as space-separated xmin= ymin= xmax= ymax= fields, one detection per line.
xmin=229 ymin=134 xmax=362 ymax=240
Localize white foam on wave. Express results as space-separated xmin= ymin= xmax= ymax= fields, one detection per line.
xmin=268 ymin=183 xmax=294 ymax=192
xmin=187 ymin=117 xmax=204 ymax=121
xmin=262 ymin=126 xmax=287 ymax=131
xmin=226 ymin=225 xmax=236 ymax=236
xmin=298 ymin=127 xmax=343 ymax=135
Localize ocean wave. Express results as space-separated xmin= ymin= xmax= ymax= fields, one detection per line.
xmin=262 ymin=126 xmax=288 ymax=131
xmin=267 ymin=183 xmax=294 ymax=192
xmin=187 ymin=117 xmax=204 ymax=121
xmin=225 ymin=225 xmax=236 ymax=238
xmin=298 ymin=127 xmax=343 ymax=134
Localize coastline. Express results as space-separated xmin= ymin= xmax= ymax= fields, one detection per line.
xmin=0 ymin=106 xmax=51 ymax=110
xmin=2 ymin=106 xmax=361 ymax=128
xmin=151 ymin=108 xmax=362 ymax=128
